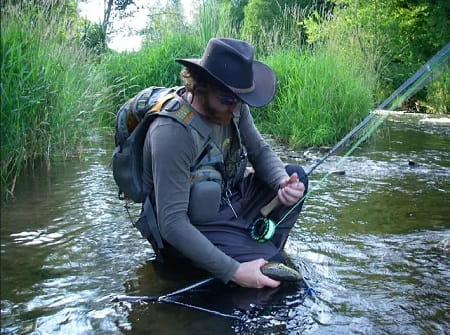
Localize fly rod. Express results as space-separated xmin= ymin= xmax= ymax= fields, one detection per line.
xmin=260 ymin=42 xmax=450 ymax=217
xmin=307 ymin=41 xmax=450 ymax=176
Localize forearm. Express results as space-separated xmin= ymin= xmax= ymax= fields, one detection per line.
xmin=161 ymin=213 xmax=239 ymax=282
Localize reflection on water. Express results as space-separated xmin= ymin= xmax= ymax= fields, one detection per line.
xmin=1 ymin=117 xmax=449 ymax=334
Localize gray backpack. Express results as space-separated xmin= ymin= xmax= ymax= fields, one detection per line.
xmin=113 ymin=86 xmax=179 ymax=203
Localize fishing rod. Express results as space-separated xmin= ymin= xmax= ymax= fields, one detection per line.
xmin=253 ymin=42 xmax=450 ymax=239
xmin=306 ymin=42 xmax=450 ymax=176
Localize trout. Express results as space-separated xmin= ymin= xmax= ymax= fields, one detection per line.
xmin=261 ymin=262 xmax=302 ymax=281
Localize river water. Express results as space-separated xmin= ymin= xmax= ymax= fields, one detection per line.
xmin=1 ymin=114 xmax=449 ymax=335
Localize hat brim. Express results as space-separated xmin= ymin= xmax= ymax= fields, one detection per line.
xmin=176 ymin=58 xmax=276 ymax=108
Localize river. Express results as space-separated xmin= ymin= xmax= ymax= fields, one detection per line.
xmin=1 ymin=114 xmax=449 ymax=334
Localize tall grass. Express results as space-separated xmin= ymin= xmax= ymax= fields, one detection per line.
xmin=1 ymin=3 xmax=113 ymax=199
xmin=426 ymin=67 xmax=450 ymax=114
xmin=99 ymin=34 xmax=203 ymax=121
xmin=99 ymin=0 xmax=377 ymax=149
xmin=257 ymin=44 xmax=375 ymax=148
xmin=242 ymin=4 xmax=377 ymax=148
xmin=243 ymin=4 xmax=313 ymax=57
xmin=98 ymin=0 xmax=239 ymax=123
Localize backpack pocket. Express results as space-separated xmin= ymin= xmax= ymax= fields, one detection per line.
xmin=188 ymin=181 xmax=221 ymax=223
xmin=112 ymin=142 xmax=145 ymax=203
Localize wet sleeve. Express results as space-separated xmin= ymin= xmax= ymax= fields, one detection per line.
xmin=239 ymin=106 xmax=289 ymax=190
xmin=148 ymin=118 xmax=239 ymax=282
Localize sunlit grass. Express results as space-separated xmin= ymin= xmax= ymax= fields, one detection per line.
xmin=99 ymin=0 xmax=376 ymax=149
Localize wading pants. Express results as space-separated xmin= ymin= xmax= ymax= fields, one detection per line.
xmin=189 ymin=164 xmax=309 ymax=263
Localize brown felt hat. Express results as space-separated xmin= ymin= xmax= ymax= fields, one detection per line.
xmin=176 ymin=38 xmax=276 ymax=107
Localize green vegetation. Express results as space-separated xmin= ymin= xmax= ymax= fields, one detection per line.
xmin=258 ymin=45 xmax=375 ymax=147
xmin=426 ymin=68 xmax=450 ymax=114
xmin=302 ymin=0 xmax=450 ymax=110
xmin=1 ymin=0 xmax=448 ymax=199
xmin=99 ymin=34 xmax=202 ymax=113
xmin=1 ymin=2 xmax=114 ymax=199
xmin=99 ymin=0 xmax=237 ymax=117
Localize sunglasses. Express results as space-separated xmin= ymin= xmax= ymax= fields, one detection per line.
xmin=217 ymin=95 xmax=241 ymax=106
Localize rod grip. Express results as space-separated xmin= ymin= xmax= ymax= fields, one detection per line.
xmin=260 ymin=196 xmax=282 ymax=217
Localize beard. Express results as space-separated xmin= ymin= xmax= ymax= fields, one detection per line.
xmin=202 ymin=99 xmax=233 ymax=125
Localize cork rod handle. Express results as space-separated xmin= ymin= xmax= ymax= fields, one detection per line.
xmin=260 ymin=196 xmax=282 ymax=217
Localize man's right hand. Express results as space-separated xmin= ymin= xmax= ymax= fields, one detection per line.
xmin=230 ymin=259 xmax=280 ymax=288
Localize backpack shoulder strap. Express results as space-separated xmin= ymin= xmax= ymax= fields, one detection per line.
xmin=149 ymin=90 xmax=178 ymax=113
xmin=149 ymin=95 xmax=213 ymax=166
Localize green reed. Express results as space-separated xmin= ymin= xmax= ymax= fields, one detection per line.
xmin=257 ymin=45 xmax=375 ymax=148
xmin=1 ymin=3 xmax=113 ymax=199
xmin=99 ymin=0 xmax=239 ymax=120
xmin=100 ymin=0 xmax=376 ymax=150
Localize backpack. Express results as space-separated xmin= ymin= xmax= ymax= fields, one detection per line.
xmin=112 ymin=86 xmax=180 ymax=203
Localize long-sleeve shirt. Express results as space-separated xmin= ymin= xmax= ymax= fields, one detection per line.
xmin=142 ymin=101 xmax=288 ymax=283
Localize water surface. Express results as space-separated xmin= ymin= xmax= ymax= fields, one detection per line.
xmin=1 ymin=115 xmax=449 ymax=334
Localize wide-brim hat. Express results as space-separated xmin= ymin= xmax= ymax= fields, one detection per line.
xmin=176 ymin=38 xmax=276 ymax=108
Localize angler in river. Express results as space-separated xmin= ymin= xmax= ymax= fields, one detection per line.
xmin=115 ymin=38 xmax=308 ymax=288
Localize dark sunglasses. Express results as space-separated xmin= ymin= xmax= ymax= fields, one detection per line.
xmin=218 ymin=95 xmax=241 ymax=106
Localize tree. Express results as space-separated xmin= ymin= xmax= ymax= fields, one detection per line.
xmin=102 ymin=0 xmax=135 ymax=35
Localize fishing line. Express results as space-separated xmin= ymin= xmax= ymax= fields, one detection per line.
xmin=114 ymin=277 xmax=214 ymax=303
xmin=113 ymin=277 xmax=244 ymax=320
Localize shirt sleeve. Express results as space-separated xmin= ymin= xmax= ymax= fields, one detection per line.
xmin=146 ymin=117 xmax=239 ymax=282
xmin=238 ymin=105 xmax=288 ymax=190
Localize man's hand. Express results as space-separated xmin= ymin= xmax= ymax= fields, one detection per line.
xmin=277 ymin=173 xmax=305 ymax=206
xmin=231 ymin=259 xmax=280 ymax=288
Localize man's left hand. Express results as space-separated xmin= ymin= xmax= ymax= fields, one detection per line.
xmin=278 ymin=173 xmax=305 ymax=206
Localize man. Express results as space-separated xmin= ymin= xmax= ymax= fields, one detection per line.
xmin=140 ymin=38 xmax=308 ymax=289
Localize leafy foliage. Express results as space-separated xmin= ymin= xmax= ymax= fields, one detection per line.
xmin=303 ymin=0 xmax=450 ymax=108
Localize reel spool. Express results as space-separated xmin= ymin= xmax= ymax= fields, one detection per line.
xmin=250 ymin=217 xmax=276 ymax=243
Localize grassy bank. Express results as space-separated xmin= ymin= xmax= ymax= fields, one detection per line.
xmin=1 ymin=3 xmax=113 ymax=199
